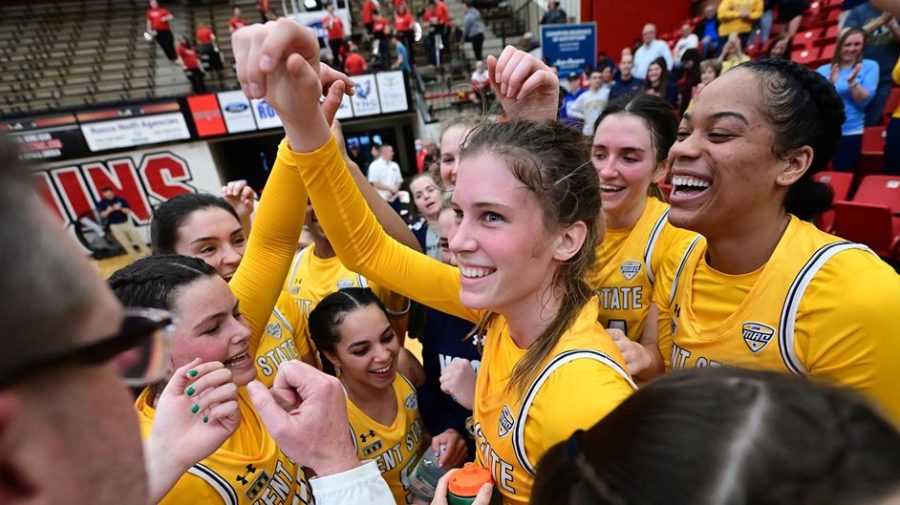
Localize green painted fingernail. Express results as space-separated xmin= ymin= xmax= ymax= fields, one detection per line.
xmin=203 ymin=416 xmax=209 ymax=423
xmin=185 ymin=386 xmax=195 ymax=396
xmin=188 ymin=369 xmax=198 ymax=377
xmin=191 ymin=403 xmax=200 ymax=414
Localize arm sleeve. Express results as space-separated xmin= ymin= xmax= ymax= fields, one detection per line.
xmin=310 ymin=461 xmax=395 ymax=505
xmin=893 ymin=56 xmax=900 ymax=85
xmin=661 ymin=43 xmax=674 ymax=69
xmin=796 ymin=253 xmax=900 ymax=425
xmin=527 ymin=359 xmax=634 ymax=461
xmin=230 ymin=139 xmax=308 ymax=348
xmin=568 ymin=94 xmax=586 ymax=119
xmin=291 ymin=136 xmax=480 ymax=322
xmin=859 ymin=60 xmax=880 ymax=105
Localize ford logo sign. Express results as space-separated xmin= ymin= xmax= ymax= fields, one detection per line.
xmin=225 ymin=102 xmax=249 ymax=113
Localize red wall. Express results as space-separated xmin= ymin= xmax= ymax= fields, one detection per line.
xmin=582 ymin=0 xmax=692 ymax=60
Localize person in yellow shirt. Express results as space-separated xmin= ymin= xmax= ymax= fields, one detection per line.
xmin=309 ymin=287 xmax=468 ymax=504
xmin=588 ymin=93 xmax=697 ymax=381
xmin=231 ymin=21 xmax=636 ymax=504
xmin=717 ymin=0 xmax=763 ymax=43
xmin=110 ymin=255 xmax=315 ymax=505
xmin=658 ymin=57 xmax=900 ymax=424
xmin=150 ymin=192 xmax=318 ymax=385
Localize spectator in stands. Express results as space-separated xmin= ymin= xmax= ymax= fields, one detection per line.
xmin=367 ymin=144 xmax=405 ymax=212
xmin=324 ymin=4 xmax=346 ymax=70
xmin=195 ymin=23 xmax=224 ymax=84
xmin=568 ymin=69 xmax=611 ymax=136
xmin=644 ymin=58 xmax=679 ymax=106
xmin=363 ymin=0 xmax=378 ymax=35
xmin=416 ymin=139 xmax=438 ymax=173
xmin=776 ymin=0 xmax=811 ymax=39
xmin=677 ymin=48 xmax=702 ymax=113
xmin=634 ymin=24 xmax=674 ymax=79
xmin=344 ymin=42 xmax=368 ymax=75
xmin=394 ymin=3 xmax=416 ymax=57
xmin=372 ymin=10 xmax=392 ymax=70
xmin=609 ymin=53 xmax=645 ymax=101
xmin=463 ymin=1 xmax=486 ymax=62
xmin=719 ymin=33 xmax=751 ymax=72
xmin=229 ymin=7 xmax=248 ymax=33
xmin=540 ymin=0 xmax=568 ymax=24
xmin=97 ymin=187 xmax=150 ymax=260
xmin=695 ymin=2 xmax=722 ymax=58
xmin=436 ymin=0 xmax=453 ymax=58
xmin=176 ymin=35 xmax=205 ymax=94
xmin=717 ymin=0 xmax=763 ymax=46
xmin=687 ymin=58 xmax=722 ymax=110
xmin=597 ymin=51 xmax=616 ymax=75
xmin=146 ymin=0 xmax=175 ymax=61
xmin=424 ymin=0 xmax=443 ymax=66
xmin=470 ymin=59 xmax=490 ymax=94
xmin=844 ymin=2 xmax=900 ymax=125
xmin=766 ymin=32 xmax=792 ymax=58
xmin=885 ymin=56 xmax=900 ymax=173
xmin=674 ymin=22 xmax=700 ymax=60
xmin=817 ymin=28 xmax=880 ymax=171
xmin=560 ymin=72 xmax=585 ymax=128
xmin=257 ymin=0 xmax=271 ymax=23
xmin=391 ymin=34 xmax=413 ymax=72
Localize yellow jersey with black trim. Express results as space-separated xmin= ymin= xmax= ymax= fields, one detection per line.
xmin=135 ymin=387 xmax=314 ymax=505
xmin=284 ymin=243 xmax=410 ymax=349
xmin=346 ymin=372 xmax=425 ymax=505
xmin=253 ymin=291 xmax=314 ymax=386
xmin=659 ymin=216 xmax=900 ymax=424
xmin=589 ymin=197 xmax=696 ymax=341
xmin=474 ymin=303 xmax=636 ymax=505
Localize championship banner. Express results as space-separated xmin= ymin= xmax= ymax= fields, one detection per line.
xmin=540 ymin=23 xmax=597 ymax=75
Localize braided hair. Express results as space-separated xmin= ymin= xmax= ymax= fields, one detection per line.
xmin=108 ymin=254 xmax=216 ymax=310
xmin=740 ymin=58 xmax=844 ymax=221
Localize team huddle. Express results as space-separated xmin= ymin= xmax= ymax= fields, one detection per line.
xmin=6 ymin=15 xmax=899 ymax=505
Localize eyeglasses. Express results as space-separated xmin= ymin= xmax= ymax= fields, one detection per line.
xmin=0 ymin=308 xmax=176 ymax=387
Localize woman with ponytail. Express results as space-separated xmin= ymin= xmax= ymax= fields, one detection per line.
xmin=659 ymin=57 xmax=900 ymax=424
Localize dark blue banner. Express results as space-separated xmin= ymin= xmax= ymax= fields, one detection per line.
xmin=540 ymin=23 xmax=598 ymax=75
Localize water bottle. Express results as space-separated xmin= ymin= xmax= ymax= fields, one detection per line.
xmin=408 ymin=446 xmax=447 ymax=501
xmin=447 ymin=463 xmax=499 ymax=505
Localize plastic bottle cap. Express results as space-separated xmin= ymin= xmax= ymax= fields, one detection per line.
xmin=448 ymin=463 xmax=493 ymax=497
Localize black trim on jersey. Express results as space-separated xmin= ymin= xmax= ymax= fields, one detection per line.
xmin=668 ymin=236 xmax=703 ymax=306
xmin=188 ymin=463 xmax=239 ymax=505
xmin=643 ymin=209 xmax=670 ymax=285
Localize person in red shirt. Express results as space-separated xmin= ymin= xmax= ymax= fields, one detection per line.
xmin=423 ymin=0 xmax=441 ymax=66
xmin=229 ymin=7 xmax=248 ymax=33
xmin=394 ymin=3 xmax=415 ymax=57
xmin=195 ymin=23 xmax=224 ymax=82
xmin=344 ymin=42 xmax=368 ymax=75
xmin=371 ymin=10 xmax=391 ymax=69
xmin=362 ymin=0 xmax=377 ymax=34
xmin=146 ymin=0 xmax=175 ymax=61
xmin=176 ymin=35 xmax=205 ymax=94
xmin=324 ymin=4 xmax=345 ymax=70
xmin=257 ymin=0 xmax=270 ymax=23
xmin=435 ymin=0 xmax=451 ymax=55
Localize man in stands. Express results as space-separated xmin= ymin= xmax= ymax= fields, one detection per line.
xmin=391 ymin=34 xmax=413 ymax=73
xmin=367 ymin=144 xmax=404 ymax=212
xmin=540 ymin=0 xmax=568 ymax=24
xmin=609 ymin=53 xmax=645 ymax=101
xmin=146 ymin=0 xmax=175 ymax=61
xmin=694 ymin=2 xmax=721 ymax=58
xmin=344 ymin=42 xmax=368 ymax=75
xmin=567 ymin=69 xmax=611 ymax=136
xmin=633 ymin=23 xmax=674 ymax=79
xmin=96 ymin=187 xmax=150 ymax=261
xmin=229 ymin=7 xmax=248 ymax=33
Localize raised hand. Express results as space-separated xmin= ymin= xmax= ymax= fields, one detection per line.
xmin=222 ymin=180 xmax=257 ymax=223
xmin=145 ymin=359 xmax=240 ymax=502
xmin=439 ymin=358 xmax=476 ymax=410
xmin=847 ymin=63 xmax=862 ymax=84
xmin=488 ymin=46 xmax=560 ymax=122
xmin=247 ymin=360 xmax=361 ymax=477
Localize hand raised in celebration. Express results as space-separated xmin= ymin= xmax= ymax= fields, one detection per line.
xmin=488 ymin=46 xmax=560 ymax=122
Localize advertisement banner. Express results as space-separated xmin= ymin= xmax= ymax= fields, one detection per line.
xmin=187 ymin=94 xmax=227 ymax=137
xmin=335 ymin=92 xmax=354 ymax=120
xmin=218 ymin=90 xmax=257 ymax=133
xmin=33 ymin=142 xmax=223 ymax=255
xmin=1 ymin=113 xmax=91 ymax=161
xmin=349 ymin=74 xmax=381 ymax=116
xmin=251 ymin=98 xmax=285 ymax=130
xmin=79 ymin=112 xmax=191 ymax=152
xmin=376 ymin=71 xmax=409 ymax=114
xmin=540 ymin=23 xmax=597 ymax=75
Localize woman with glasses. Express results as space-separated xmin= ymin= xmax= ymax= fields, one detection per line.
xmin=110 ymin=254 xmax=315 ymax=505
